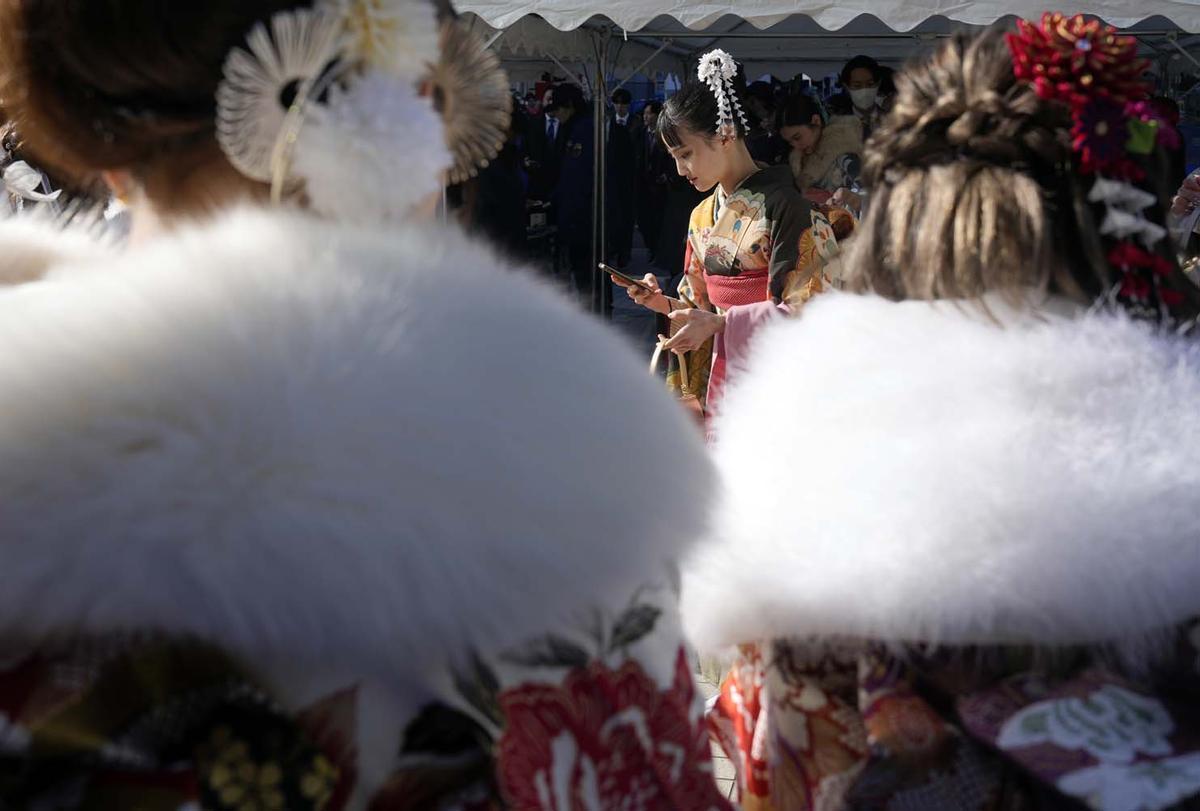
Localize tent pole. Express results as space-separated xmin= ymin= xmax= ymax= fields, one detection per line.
xmin=591 ymin=29 xmax=610 ymax=315
xmin=545 ymin=52 xmax=583 ymax=85
xmin=1167 ymin=34 xmax=1200 ymax=71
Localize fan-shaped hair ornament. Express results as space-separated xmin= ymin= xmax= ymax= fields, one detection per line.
xmin=216 ymin=7 xmax=348 ymax=183
xmin=429 ymin=19 xmax=512 ymax=184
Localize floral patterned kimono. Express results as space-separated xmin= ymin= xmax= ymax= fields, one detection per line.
xmin=0 ymin=208 xmax=732 ymax=811
xmin=687 ymin=292 xmax=1200 ymax=811
xmin=667 ymin=164 xmax=854 ymax=417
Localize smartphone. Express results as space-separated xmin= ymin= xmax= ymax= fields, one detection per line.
xmin=599 ymin=263 xmax=655 ymax=293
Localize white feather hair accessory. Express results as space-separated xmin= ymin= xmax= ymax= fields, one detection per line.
xmin=293 ymin=70 xmax=448 ymax=223
xmin=697 ymin=49 xmax=749 ymax=138
xmin=214 ymin=0 xmax=500 ymax=220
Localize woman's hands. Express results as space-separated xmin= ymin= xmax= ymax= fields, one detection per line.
xmin=661 ymin=307 xmax=725 ymax=354
xmin=830 ymin=187 xmax=862 ymax=213
xmin=612 ymin=272 xmax=670 ymax=315
xmin=611 ymin=270 xmax=723 ymax=352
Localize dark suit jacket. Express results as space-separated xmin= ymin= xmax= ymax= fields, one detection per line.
xmin=524 ymin=114 xmax=566 ymax=200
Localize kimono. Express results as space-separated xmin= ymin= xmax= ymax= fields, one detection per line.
xmin=667 ymin=164 xmax=853 ymax=416
xmin=0 ymin=207 xmax=731 ymax=811
xmin=684 ymin=291 xmax=1200 ymax=811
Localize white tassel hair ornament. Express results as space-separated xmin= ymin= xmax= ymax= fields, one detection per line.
xmin=697 ymin=49 xmax=749 ymax=138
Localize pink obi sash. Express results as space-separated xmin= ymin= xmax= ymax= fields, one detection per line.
xmin=704 ymin=269 xmax=770 ymax=311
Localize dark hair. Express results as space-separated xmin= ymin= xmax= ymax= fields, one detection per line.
xmin=877 ymin=65 xmax=897 ymax=96
xmin=744 ymin=80 xmax=774 ymax=106
xmin=611 ymin=87 xmax=631 ymax=105
xmin=553 ymin=82 xmax=587 ymax=115
xmin=774 ymin=93 xmax=824 ymax=132
xmin=644 ymin=100 xmax=663 ymax=115
xmin=1150 ymin=95 xmax=1181 ymax=125
xmin=840 ymin=55 xmax=881 ymax=86
xmin=657 ymin=61 xmax=749 ymax=148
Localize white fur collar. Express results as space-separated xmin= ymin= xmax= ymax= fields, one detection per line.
xmin=682 ymin=292 xmax=1200 ymax=653
xmin=0 ymin=208 xmax=712 ymax=685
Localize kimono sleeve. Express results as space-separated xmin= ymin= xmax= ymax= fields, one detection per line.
xmin=766 ymin=188 xmax=814 ymax=303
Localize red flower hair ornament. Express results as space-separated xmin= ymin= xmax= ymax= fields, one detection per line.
xmin=1007 ymin=13 xmax=1183 ymax=320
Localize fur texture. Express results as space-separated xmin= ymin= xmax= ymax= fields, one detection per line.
xmin=0 ymin=212 xmax=109 ymax=286
xmin=0 ymin=208 xmax=713 ymax=687
xmin=789 ymin=113 xmax=864 ymax=190
xmin=683 ymin=293 xmax=1200 ymax=654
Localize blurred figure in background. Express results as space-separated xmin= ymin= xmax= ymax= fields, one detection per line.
xmin=635 ymin=100 xmax=670 ymax=262
xmin=457 ymin=108 xmax=528 ymax=260
xmin=522 ymin=84 xmax=564 ymax=202
xmin=776 ymin=92 xmax=864 ymax=205
xmin=606 ymin=87 xmax=637 ymax=268
xmin=742 ymin=80 xmax=788 ymax=166
xmin=552 ymin=82 xmax=596 ymax=296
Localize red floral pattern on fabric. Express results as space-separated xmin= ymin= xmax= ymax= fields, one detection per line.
xmin=497 ymin=647 xmax=731 ymax=810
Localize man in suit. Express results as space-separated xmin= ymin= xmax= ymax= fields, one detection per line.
xmin=633 ymin=100 xmax=669 ymax=263
xmin=605 ymin=87 xmax=637 ymax=268
xmin=524 ymin=86 xmax=566 ymax=203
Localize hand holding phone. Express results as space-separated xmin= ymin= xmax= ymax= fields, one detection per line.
xmin=600 ymin=263 xmax=655 ymax=294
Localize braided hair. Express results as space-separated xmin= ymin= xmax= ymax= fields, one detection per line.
xmin=843 ymin=28 xmax=1197 ymax=320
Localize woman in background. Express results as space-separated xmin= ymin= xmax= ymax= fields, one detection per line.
xmin=776 ymin=92 xmax=864 ymax=204
xmin=614 ymin=50 xmax=831 ymax=421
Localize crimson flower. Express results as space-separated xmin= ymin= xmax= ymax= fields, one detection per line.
xmin=1072 ymin=98 xmax=1133 ymax=176
xmin=1007 ymin=13 xmax=1147 ymax=108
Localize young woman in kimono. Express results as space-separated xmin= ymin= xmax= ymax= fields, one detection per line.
xmin=0 ymin=2 xmax=730 ymax=808
xmin=684 ymin=19 xmax=1200 ymax=811
xmin=612 ymin=50 xmax=854 ymax=421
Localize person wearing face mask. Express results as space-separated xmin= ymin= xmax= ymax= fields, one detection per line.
xmin=828 ymin=54 xmax=885 ymax=139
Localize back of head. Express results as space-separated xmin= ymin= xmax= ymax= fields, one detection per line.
xmin=0 ymin=1 xmax=301 ymax=212
xmin=0 ymin=0 xmax=495 ymax=224
xmin=843 ymin=24 xmax=1200 ymax=323
xmin=553 ymin=82 xmax=586 ymax=116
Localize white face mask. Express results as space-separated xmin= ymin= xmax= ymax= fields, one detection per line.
xmin=849 ymin=87 xmax=878 ymax=111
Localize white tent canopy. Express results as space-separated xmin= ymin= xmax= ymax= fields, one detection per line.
xmin=459 ymin=0 xmax=1200 ymax=32
xmin=462 ymin=14 xmax=687 ymax=84
xmin=462 ymin=4 xmax=1200 ymax=92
